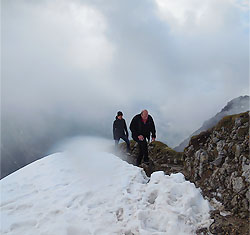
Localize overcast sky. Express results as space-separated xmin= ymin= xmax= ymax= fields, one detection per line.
xmin=2 ymin=0 xmax=249 ymax=147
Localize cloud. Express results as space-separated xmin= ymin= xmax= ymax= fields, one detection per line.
xmin=1 ymin=0 xmax=249 ymax=163
xmin=155 ymin=0 xmax=249 ymax=32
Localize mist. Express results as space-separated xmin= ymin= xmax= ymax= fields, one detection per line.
xmin=1 ymin=0 xmax=249 ymax=177
xmin=49 ymin=136 xmax=116 ymax=178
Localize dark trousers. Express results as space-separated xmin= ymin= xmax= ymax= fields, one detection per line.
xmin=136 ymin=139 xmax=149 ymax=166
xmin=115 ymin=135 xmax=130 ymax=151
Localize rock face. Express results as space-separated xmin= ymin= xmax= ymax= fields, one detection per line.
xmin=174 ymin=95 xmax=249 ymax=152
xmin=183 ymin=111 xmax=249 ymax=234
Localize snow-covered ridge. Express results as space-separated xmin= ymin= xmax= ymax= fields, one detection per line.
xmin=1 ymin=138 xmax=212 ymax=235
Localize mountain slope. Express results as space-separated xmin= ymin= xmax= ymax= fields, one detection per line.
xmin=0 ymin=138 xmax=212 ymax=235
xmin=183 ymin=111 xmax=249 ymax=234
xmin=174 ymin=95 xmax=249 ymax=152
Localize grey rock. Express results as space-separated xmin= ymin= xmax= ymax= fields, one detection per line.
xmin=216 ymin=140 xmax=225 ymax=152
xmin=228 ymin=142 xmax=234 ymax=153
xmin=235 ymin=117 xmax=242 ymax=127
xmin=243 ymin=122 xmax=248 ymax=127
xmin=235 ymin=145 xmax=241 ymax=158
xmin=218 ymin=150 xmax=226 ymax=155
xmin=230 ymin=171 xmax=238 ymax=178
xmin=224 ymin=157 xmax=230 ymax=163
xmin=231 ymin=177 xmax=244 ymax=193
xmin=242 ymin=161 xmax=250 ymax=183
xmin=212 ymin=137 xmax=219 ymax=143
xmin=232 ymin=134 xmax=238 ymax=140
xmin=246 ymin=189 xmax=250 ymax=202
xmin=195 ymin=149 xmax=210 ymax=177
xmin=212 ymin=155 xmax=224 ymax=166
xmin=242 ymin=199 xmax=248 ymax=211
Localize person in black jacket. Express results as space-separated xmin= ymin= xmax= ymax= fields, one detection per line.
xmin=113 ymin=111 xmax=130 ymax=152
xmin=130 ymin=110 xmax=156 ymax=166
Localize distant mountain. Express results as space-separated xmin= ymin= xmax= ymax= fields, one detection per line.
xmin=174 ymin=95 xmax=249 ymax=152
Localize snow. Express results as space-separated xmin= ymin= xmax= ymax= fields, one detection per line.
xmin=0 ymin=137 xmax=212 ymax=235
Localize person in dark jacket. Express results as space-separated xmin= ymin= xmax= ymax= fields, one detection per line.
xmin=130 ymin=110 xmax=156 ymax=166
xmin=113 ymin=111 xmax=130 ymax=152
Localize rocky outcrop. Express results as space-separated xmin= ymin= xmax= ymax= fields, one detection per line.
xmin=183 ymin=111 xmax=249 ymax=234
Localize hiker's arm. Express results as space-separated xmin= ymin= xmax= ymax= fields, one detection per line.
xmin=113 ymin=121 xmax=116 ymax=139
xmin=151 ymin=117 xmax=156 ymax=139
xmin=124 ymin=120 xmax=129 ymax=137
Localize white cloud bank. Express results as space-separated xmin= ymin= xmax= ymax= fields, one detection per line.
xmin=2 ymin=0 xmax=249 ymax=151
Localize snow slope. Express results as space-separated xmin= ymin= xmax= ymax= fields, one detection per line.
xmin=0 ymin=138 xmax=212 ymax=235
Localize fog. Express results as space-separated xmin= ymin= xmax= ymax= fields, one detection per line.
xmin=1 ymin=0 xmax=249 ymax=177
xmin=50 ymin=136 xmax=115 ymax=176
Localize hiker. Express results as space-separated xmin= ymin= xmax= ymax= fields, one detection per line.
xmin=130 ymin=109 xmax=156 ymax=166
xmin=113 ymin=111 xmax=130 ymax=152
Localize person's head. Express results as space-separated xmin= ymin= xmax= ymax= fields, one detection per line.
xmin=117 ymin=111 xmax=123 ymax=119
xmin=141 ymin=110 xmax=148 ymax=120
